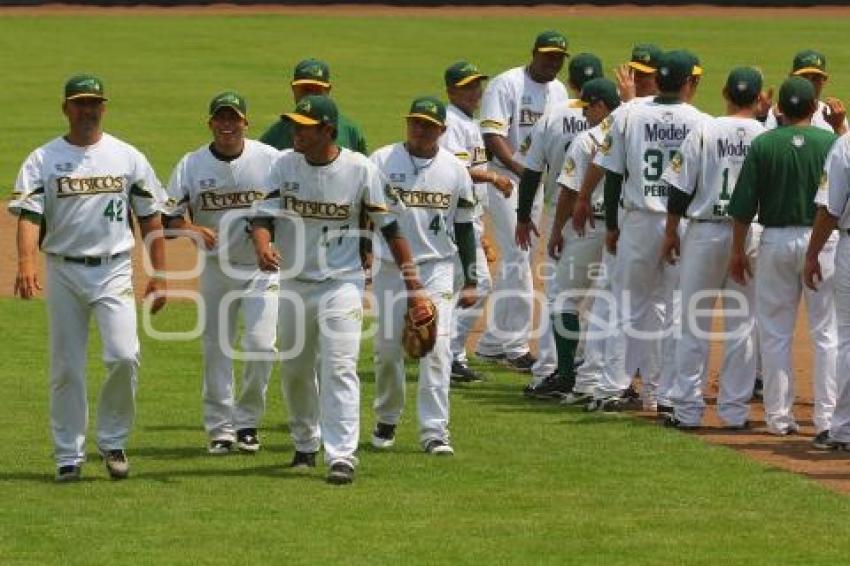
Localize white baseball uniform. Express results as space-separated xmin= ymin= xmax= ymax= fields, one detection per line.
xmin=476 ymin=66 xmax=569 ymax=359
xmin=440 ymin=103 xmax=493 ymax=365
xmin=255 ymin=147 xmax=397 ymax=467
xmin=520 ymin=101 xmax=589 ymax=380
xmin=370 ymin=143 xmax=475 ymax=446
xmin=765 ymin=101 xmax=848 ymax=132
xmin=555 ymin=128 xmax=626 ymax=397
xmin=661 ymin=116 xmax=766 ymax=427
xmin=816 ymin=137 xmax=850 ymax=442
xmin=595 ymin=98 xmax=707 ymax=407
xmin=165 ymin=139 xmax=280 ymax=443
xmin=9 ymin=133 xmax=165 ymax=467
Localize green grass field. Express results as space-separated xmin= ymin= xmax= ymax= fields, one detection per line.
xmin=3 ymin=10 xmax=850 ymax=564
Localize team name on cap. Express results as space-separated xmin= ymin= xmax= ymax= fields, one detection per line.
xmin=395 ymin=189 xmax=452 ymax=210
xmin=199 ymin=190 xmax=265 ymax=211
xmin=56 ymin=175 xmax=125 ymax=197
xmin=644 ymin=123 xmax=690 ymax=143
xmin=281 ymin=194 xmax=351 ymax=220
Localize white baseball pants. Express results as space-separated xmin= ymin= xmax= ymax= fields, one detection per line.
xmin=278 ymin=277 xmax=364 ymax=466
xmin=756 ymin=227 xmax=837 ymax=434
xmin=451 ymin=224 xmax=493 ymax=364
xmin=46 ymin=254 xmax=139 ymax=467
xmin=829 ymin=233 xmax=850 ymax=443
xmin=200 ymin=261 xmax=278 ymax=441
xmin=373 ymin=259 xmax=454 ymax=446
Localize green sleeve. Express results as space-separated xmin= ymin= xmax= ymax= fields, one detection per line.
xmin=604 ymin=171 xmax=623 ymax=230
xmin=727 ymin=147 xmax=759 ymax=223
xmin=454 ymin=221 xmax=477 ymax=286
xmin=259 ymin=120 xmax=292 ymax=150
xmin=517 ymin=169 xmax=542 ymax=223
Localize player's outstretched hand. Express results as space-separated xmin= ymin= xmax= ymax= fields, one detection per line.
xmin=661 ymin=232 xmax=680 ymax=265
xmin=756 ymin=88 xmax=774 ymax=120
xmin=493 ymin=174 xmax=513 ymax=198
xmin=257 ymin=245 xmax=281 ymax=272
xmin=804 ymin=254 xmax=823 ymax=291
xmin=14 ymin=262 xmax=41 ymax=299
xmin=457 ymin=282 xmax=479 ymax=309
xmin=615 ymin=64 xmax=636 ymax=102
xmin=515 ymin=220 xmax=540 ymax=251
xmin=824 ymin=97 xmax=847 ymax=134
xmin=548 ymin=229 xmax=564 ymax=260
xmin=605 ymin=228 xmax=619 ymax=256
xmin=144 ymin=277 xmax=167 ymax=315
xmin=729 ymin=251 xmax=753 ymax=286
xmin=572 ymin=197 xmax=594 ymax=237
xmin=193 ymin=225 xmax=218 ymax=250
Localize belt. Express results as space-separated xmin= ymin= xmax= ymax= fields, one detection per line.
xmin=56 ymin=251 xmax=128 ymax=266
xmin=691 ymin=218 xmax=730 ymax=224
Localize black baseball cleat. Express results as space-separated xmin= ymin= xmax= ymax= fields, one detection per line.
xmin=524 ymin=372 xmax=575 ymax=399
xmin=450 ymin=361 xmax=484 ymax=383
xmin=752 ymin=377 xmax=764 ymax=400
xmin=326 ymin=461 xmax=355 ymax=485
xmin=55 ymin=465 xmax=81 ymax=483
xmin=724 ymin=420 xmax=750 ymax=431
xmin=371 ymin=422 xmax=397 ymax=449
xmin=290 ymin=450 xmax=317 ymax=469
xmin=208 ymin=439 xmax=234 ymax=455
xmin=662 ymin=414 xmax=700 ymax=430
xmin=812 ymin=430 xmax=833 ymax=450
xmin=560 ymin=390 xmax=593 ymax=406
xmin=100 ymin=449 xmax=129 ymax=480
xmin=236 ymin=428 xmax=261 ymax=453
xmin=424 ymin=439 xmax=455 ymax=456
xmin=503 ymin=352 xmax=537 ymax=373
xmin=599 ymin=394 xmax=642 ymax=412
xmin=474 ymin=350 xmax=506 ymax=363
xmin=656 ymin=404 xmax=674 ymax=416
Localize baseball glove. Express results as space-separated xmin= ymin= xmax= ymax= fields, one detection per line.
xmin=402 ymin=297 xmax=438 ymax=359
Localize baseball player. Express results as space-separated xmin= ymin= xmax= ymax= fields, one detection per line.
xmin=163 ymin=92 xmax=280 ymax=454
xmin=514 ymin=52 xmax=604 ymax=394
xmin=659 ymin=67 xmax=768 ymax=429
xmin=805 ymin=132 xmax=850 ymax=450
xmin=370 ymin=96 xmax=478 ymax=455
xmin=587 ymin=50 xmax=706 ymax=414
xmin=251 ymin=95 xmax=426 ymax=485
xmin=615 ymin=44 xmax=664 ymax=104
xmin=10 ymin=74 xmax=167 ymax=481
xmin=764 ymin=50 xmax=847 ymax=135
xmin=440 ymin=62 xmax=512 ymax=383
xmin=729 ymin=76 xmax=838 ymax=440
xmin=474 ymin=30 xmax=570 ymax=372
xmin=528 ymin=78 xmax=622 ymax=404
xmin=260 ymin=58 xmax=367 ymax=153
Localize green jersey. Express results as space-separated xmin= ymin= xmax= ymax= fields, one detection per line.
xmin=729 ymin=125 xmax=837 ymax=227
xmin=259 ymin=112 xmax=368 ymax=155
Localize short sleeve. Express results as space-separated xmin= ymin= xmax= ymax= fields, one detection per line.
xmin=557 ymin=136 xmax=591 ymax=193
xmin=479 ymin=76 xmax=512 ymax=137
xmin=820 ymin=138 xmax=850 ymax=218
xmin=163 ymin=156 xmax=191 ymax=218
xmin=439 ymin=124 xmax=473 ymax=167
xmin=128 ymin=152 xmax=166 ymax=217
xmin=8 ymin=151 xmax=46 ymax=216
xmin=451 ymin=164 xmax=476 ymax=225
xmin=662 ymin=125 xmax=702 ymax=195
xmin=593 ymin=110 xmax=626 ymax=175
xmin=362 ymin=162 xmax=400 ymax=228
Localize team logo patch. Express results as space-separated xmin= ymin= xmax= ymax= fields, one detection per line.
xmin=199 ymin=179 xmax=217 ymax=190
xmin=518 ymin=135 xmax=532 ymax=155
xmin=55 ymin=162 xmax=74 ymax=173
xmin=521 ymin=95 xmax=532 ymax=105
xmin=389 ymin=172 xmax=406 ymax=183
xmin=661 ymin=111 xmax=674 ymax=124
xmin=791 ymin=134 xmax=806 ymax=148
xmin=563 ymin=157 xmax=576 ymax=176
xmin=599 ymin=134 xmax=613 ymax=155
xmin=669 ymin=151 xmax=683 ymax=173
xmin=599 ymin=115 xmax=613 ymax=133
xmin=119 ymin=287 xmax=134 ymax=300
xmin=819 ymin=171 xmax=829 ymax=191
xmin=736 ymin=127 xmax=747 ymax=139
xmin=383 ymin=183 xmax=401 ymax=205
xmin=282 ymin=181 xmax=300 ymax=192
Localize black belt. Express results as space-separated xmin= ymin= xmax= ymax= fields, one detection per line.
xmin=691 ymin=218 xmax=729 ymax=223
xmin=57 ymin=252 xmax=128 ymax=266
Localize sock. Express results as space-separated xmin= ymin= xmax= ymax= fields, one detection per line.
xmin=552 ymin=312 xmax=580 ymax=378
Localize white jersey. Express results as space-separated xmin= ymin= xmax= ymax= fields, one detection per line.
xmin=370 ymin=143 xmax=475 ymax=264
xmin=595 ymin=99 xmax=707 ymax=213
xmin=9 ymin=133 xmax=164 ymax=256
xmin=479 ymin=66 xmax=569 ymax=172
xmin=440 ymin=103 xmax=488 ymax=216
xmin=817 ymin=133 xmax=850 ymax=230
xmin=765 ymin=100 xmax=848 ymax=133
xmin=165 ymin=139 xmax=281 ymax=265
xmin=587 ymin=95 xmax=653 ymax=145
xmin=521 ymin=101 xmax=589 ymax=198
xmin=557 ymin=130 xmax=605 ymax=216
xmin=256 ymin=148 xmax=397 ymax=282
xmin=662 ymin=116 xmax=766 ymax=220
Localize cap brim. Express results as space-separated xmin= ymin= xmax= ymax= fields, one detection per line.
xmin=793 ymin=68 xmax=828 ymax=77
xmin=210 ymin=104 xmax=246 ymax=119
xmin=628 ymin=62 xmax=656 ymax=74
xmin=692 ymin=65 xmax=704 ymax=76
xmin=454 ymin=73 xmax=489 ymax=87
xmin=282 ymin=112 xmax=321 ymax=126
xmin=290 ymin=79 xmax=331 ymax=88
xmin=405 ymin=113 xmax=444 ymax=127
xmin=569 ymin=99 xmax=588 ymax=108
xmin=66 ymin=93 xmax=108 ymax=101
xmin=536 ymin=47 xmax=568 ymax=54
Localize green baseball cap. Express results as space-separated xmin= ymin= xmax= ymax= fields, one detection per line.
xmin=568 ymin=53 xmax=604 ymax=89
xmin=405 ymin=95 xmax=446 ymax=127
xmin=656 ymin=50 xmax=700 ymax=91
xmin=208 ymin=91 xmax=247 ymax=118
xmin=445 ymin=61 xmax=489 ymax=87
xmin=534 ymin=30 xmax=569 ymax=55
xmin=282 ymin=94 xmax=338 ymax=127
xmin=725 ymin=67 xmax=763 ymax=106
xmin=570 ymin=78 xmax=620 ymax=109
xmin=792 ymin=49 xmax=828 ymax=77
xmin=628 ymin=43 xmax=662 ymax=73
xmin=64 ymin=74 xmax=108 ymax=101
xmin=291 ymin=58 xmax=331 ymax=88
xmin=778 ymin=76 xmax=816 ymax=117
